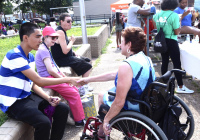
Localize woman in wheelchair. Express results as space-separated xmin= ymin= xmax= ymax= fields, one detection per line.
xmin=79 ymin=27 xmax=156 ymax=139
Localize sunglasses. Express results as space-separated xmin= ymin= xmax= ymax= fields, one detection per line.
xmin=50 ymin=36 xmax=58 ymax=40
xmin=66 ymin=20 xmax=73 ymax=23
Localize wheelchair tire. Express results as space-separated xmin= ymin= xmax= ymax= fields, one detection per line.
xmin=106 ymin=111 xmax=167 ymax=140
xmin=173 ymin=95 xmax=195 ymax=140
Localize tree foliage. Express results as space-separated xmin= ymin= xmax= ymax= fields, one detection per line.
xmin=10 ymin=0 xmax=73 ymax=15
xmin=0 ymin=1 xmax=13 ymax=14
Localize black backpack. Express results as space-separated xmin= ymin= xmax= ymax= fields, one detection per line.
xmin=154 ymin=12 xmax=173 ymax=53
xmin=159 ymin=103 xmax=187 ymax=140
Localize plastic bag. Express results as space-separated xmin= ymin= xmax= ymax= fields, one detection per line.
xmin=81 ymin=93 xmax=97 ymax=120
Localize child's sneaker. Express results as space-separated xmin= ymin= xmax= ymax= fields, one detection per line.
xmin=176 ymin=85 xmax=194 ymax=94
xmin=75 ymin=120 xmax=85 ymax=127
xmin=84 ymin=84 xmax=93 ymax=92
xmin=78 ymin=86 xmax=87 ymax=96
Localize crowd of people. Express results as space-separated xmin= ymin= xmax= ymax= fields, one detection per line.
xmin=0 ymin=0 xmax=199 ymax=139
xmin=0 ymin=21 xmax=18 ymax=37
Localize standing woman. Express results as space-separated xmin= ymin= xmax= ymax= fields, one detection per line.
xmin=153 ymin=0 xmax=194 ymax=93
xmin=35 ymin=26 xmax=85 ymax=127
xmin=174 ymin=0 xmax=200 ymax=43
xmin=113 ymin=12 xmax=123 ymax=50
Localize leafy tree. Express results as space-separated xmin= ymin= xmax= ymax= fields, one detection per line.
xmin=10 ymin=0 xmax=73 ymax=15
xmin=0 ymin=1 xmax=13 ymax=15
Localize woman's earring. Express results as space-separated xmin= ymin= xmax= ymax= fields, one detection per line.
xmin=127 ymin=49 xmax=130 ymax=53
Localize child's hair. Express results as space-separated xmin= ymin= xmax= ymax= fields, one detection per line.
xmin=19 ymin=22 xmax=39 ymax=41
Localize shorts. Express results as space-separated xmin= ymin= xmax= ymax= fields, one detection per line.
xmin=57 ymin=56 xmax=92 ymax=76
xmin=103 ymin=87 xmax=140 ymax=112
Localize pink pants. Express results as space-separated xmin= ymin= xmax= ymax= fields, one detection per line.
xmin=44 ymin=75 xmax=85 ymax=122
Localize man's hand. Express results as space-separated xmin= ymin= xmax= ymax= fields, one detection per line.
xmin=68 ymin=77 xmax=84 ymax=86
xmin=48 ymin=96 xmax=61 ymax=107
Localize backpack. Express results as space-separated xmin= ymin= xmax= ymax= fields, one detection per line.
xmin=159 ymin=103 xmax=187 ymax=140
xmin=154 ymin=12 xmax=173 ymax=53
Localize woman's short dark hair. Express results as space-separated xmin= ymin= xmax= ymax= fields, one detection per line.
xmin=19 ymin=22 xmax=39 ymax=41
xmin=59 ymin=13 xmax=71 ymax=25
xmin=122 ymin=27 xmax=146 ymax=54
xmin=50 ymin=17 xmax=56 ymax=22
xmin=179 ymin=0 xmax=183 ymax=3
xmin=161 ymin=0 xmax=178 ymax=10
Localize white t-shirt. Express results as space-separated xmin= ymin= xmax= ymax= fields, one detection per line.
xmin=7 ymin=30 xmax=15 ymax=35
xmin=50 ymin=21 xmax=57 ymax=30
xmin=127 ymin=4 xmax=141 ymax=28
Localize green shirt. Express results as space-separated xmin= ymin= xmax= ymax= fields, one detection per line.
xmin=153 ymin=10 xmax=180 ymax=41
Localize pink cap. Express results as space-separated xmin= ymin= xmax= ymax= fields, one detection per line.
xmin=42 ymin=26 xmax=59 ymax=37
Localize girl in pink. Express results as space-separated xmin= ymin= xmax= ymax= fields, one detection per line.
xmin=35 ymin=26 xmax=85 ymax=127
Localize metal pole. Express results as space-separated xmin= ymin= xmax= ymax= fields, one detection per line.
xmin=79 ymin=0 xmax=88 ymax=44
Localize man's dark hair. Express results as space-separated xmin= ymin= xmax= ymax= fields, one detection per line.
xmin=179 ymin=0 xmax=183 ymax=3
xmin=19 ymin=22 xmax=39 ymax=41
xmin=59 ymin=13 xmax=71 ymax=25
xmin=161 ymin=0 xmax=178 ymax=10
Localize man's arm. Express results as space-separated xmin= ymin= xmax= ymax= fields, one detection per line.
xmin=56 ymin=30 xmax=75 ymax=54
xmin=137 ymin=8 xmax=151 ymax=16
xmin=22 ymin=68 xmax=81 ymax=87
xmin=32 ymin=83 xmax=60 ymax=106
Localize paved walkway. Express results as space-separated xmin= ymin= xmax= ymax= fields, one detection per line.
xmin=62 ymin=33 xmax=200 ymax=140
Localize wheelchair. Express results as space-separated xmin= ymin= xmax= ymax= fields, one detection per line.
xmin=80 ymin=69 xmax=194 ymax=140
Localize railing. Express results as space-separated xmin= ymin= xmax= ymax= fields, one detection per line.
xmin=72 ymin=14 xmax=115 ymax=33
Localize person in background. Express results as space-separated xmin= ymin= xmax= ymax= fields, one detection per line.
xmin=0 ymin=22 xmax=84 ymax=140
xmin=174 ymin=0 xmax=200 ymax=43
xmin=2 ymin=24 xmax=7 ymax=35
xmin=113 ymin=12 xmax=123 ymax=50
xmin=14 ymin=28 xmax=19 ymax=34
xmin=50 ymin=17 xmax=58 ymax=30
xmin=7 ymin=26 xmax=15 ymax=35
xmin=35 ymin=26 xmax=85 ymax=127
xmin=153 ymin=0 xmax=194 ymax=94
xmin=144 ymin=0 xmax=156 ymax=48
xmin=0 ymin=21 xmax=3 ymax=34
xmin=127 ymin=0 xmax=151 ymax=28
xmin=51 ymin=13 xmax=93 ymax=96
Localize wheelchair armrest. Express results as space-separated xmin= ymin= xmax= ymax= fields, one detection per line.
xmin=148 ymin=81 xmax=167 ymax=89
xmin=108 ymin=91 xmax=116 ymax=96
xmin=171 ymin=69 xmax=186 ymax=75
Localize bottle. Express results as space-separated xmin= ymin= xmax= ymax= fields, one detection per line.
xmin=195 ymin=35 xmax=199 ymax=44
xmin=186 ymin=34 xmax=190 ymax=43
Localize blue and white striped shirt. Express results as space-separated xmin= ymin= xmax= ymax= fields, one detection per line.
xmin=0 ymin=45 xmax=35 ymax=113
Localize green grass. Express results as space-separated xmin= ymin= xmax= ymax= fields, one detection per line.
xmin=67 ymin=26 xmax=101 ymax=37
xmin=93 ymin=38 xmax=112 ymax=67
xmin=0 ymin=111 xmax=8 ymax=126
xmin=101 ymin=38 xmax=112 ymax=54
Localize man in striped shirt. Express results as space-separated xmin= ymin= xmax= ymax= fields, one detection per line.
xmin=0 ymin=23 xmax=83 ymax=140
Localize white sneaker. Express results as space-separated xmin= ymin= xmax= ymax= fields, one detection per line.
xmin=176 ymin=85 xmax=194 ymax=94
xmin=84 ymin=85 xmax=93 ymax=92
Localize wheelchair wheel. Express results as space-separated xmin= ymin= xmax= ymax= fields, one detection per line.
xmin=105 ymin=111 xmax=167 ymax=140
xmin=173 ymin=95 xmax=194 ymax=140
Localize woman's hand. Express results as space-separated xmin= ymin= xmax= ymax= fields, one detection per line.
xmin=77 ymin=77 xmax=90 ymax=85
xmin=68 ymin=77 xmax=83 ymax=86
xmin=48 ymin=96 xmax=61 ymax=107
xmin=70 ymin=35 xmax=76 ymax=43
xmin=103 ymin=121 xmax=111 ymax=136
